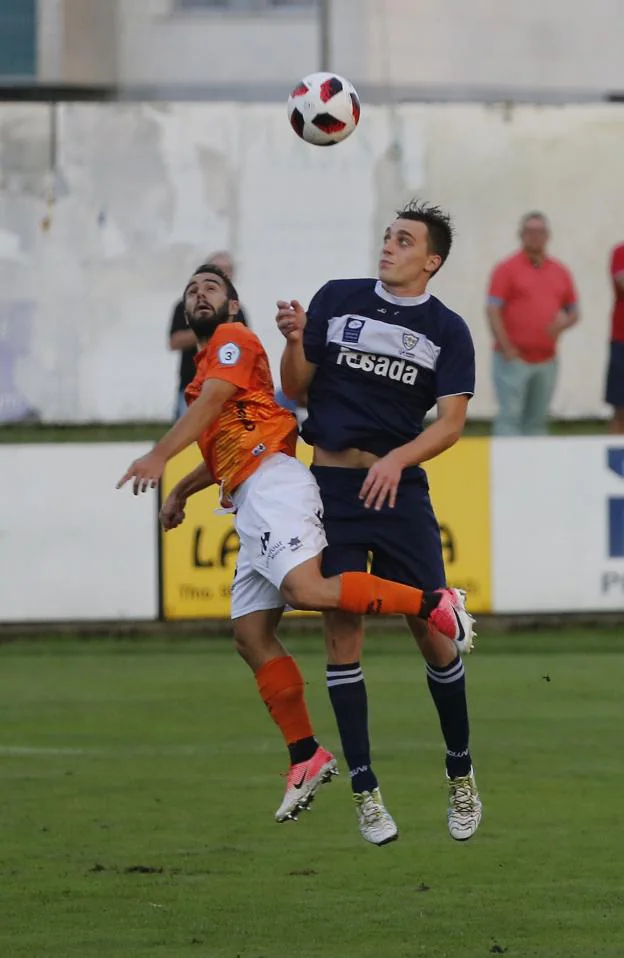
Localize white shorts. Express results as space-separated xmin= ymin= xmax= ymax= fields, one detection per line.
xmin=230 ymin=453 xmax=327 ymax=619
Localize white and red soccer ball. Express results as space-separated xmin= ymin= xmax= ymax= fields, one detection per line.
xmin=287 ymin=72 xmax=361 ymax=146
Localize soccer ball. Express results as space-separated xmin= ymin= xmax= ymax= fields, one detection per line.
xmin=287 ymin=72 xmax=361 ymax=146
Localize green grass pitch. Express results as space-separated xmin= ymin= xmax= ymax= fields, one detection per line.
xmin=0 ymin=630 xmax=622 ymax=958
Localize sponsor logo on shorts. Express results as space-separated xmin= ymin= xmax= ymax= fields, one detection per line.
xmin=261 ymin=531 xmax=287 ymax=562
xmin=336 ymin=346 xmax=419 ymax=385
xmin=267 ymin=542 xmax=286 ymax=561
xmin=260 ymin=532 xmax=286 ymax=562
xmin=288 ymin=536 xmax=303 ymax=552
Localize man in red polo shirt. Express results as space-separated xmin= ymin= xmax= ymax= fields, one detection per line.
xmin=605 ymin=242 xmax=624 ymax=434
xmin=487 ymin=212 xmax=579 ymax=436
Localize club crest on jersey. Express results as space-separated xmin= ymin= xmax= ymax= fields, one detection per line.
xmin=400 ymin=331 xmax=419 ymax=358
xmin=342 ymin=317 xmax=366 ymax=344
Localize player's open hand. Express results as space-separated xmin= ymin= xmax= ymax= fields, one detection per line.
xmin=276 ymin=300 xmax=307 ymax=343
xmin=359 ymin=452 xmax=404 ymax=511
xmin=159 ymin=491 xmax=186 ymax=531
xmin=116 ymin=451 xmax=167 ymax=496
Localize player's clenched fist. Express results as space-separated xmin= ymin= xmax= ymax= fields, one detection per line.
xmin=276 ymin=300 xmax=307 ymax=343
xmin=159 ymin=491 xmax=187 ymax=531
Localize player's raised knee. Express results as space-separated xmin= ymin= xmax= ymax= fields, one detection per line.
xmin=280 ymin=558 xmax=335 ymax=612
xmin=281 ymin=570 xmax=337 ymax=611
xmin=280 ymin=579 xmax=319 ymax=611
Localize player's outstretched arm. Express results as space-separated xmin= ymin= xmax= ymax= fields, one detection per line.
xmin=117 ymin=379 xmax=236 ymax=495
xmin=276 ymin=299 xmax=316 ymax=402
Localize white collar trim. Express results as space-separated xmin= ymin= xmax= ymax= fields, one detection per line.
xmin=375 ymin=280 xmax=430 ymax=307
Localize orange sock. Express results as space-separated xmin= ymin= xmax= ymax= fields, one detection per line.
xmin=255 ymin=656 xmax=315 ymax=746
xmin=339 ymin=571 xmax=424 ymax=616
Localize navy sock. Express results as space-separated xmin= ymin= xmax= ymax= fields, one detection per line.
xmin=426 ymin=656 xmax=472 ymax=779
xmin=326 ymin=662 xmax=378 ymax=793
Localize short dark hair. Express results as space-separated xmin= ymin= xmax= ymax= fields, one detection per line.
xmin=395 ymin=199 xmax=454 ymax=273
xmin=185 ymin=264 xmax=239 ymax=303
xmin=519 ymin=211 xmax=549 ymax=231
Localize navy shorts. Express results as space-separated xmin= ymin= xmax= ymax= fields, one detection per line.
xmin=311 ymin=465 xmax=446 ymax=591
xmin=605 ymin=341 xmax=624 ymax=408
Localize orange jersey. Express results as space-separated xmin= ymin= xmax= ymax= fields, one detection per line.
xmin=184 ymin=323 xmax=297 ymax=496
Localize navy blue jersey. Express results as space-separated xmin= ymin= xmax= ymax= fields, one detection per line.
xmin=302 ymin=278 xmax=475 ymax=456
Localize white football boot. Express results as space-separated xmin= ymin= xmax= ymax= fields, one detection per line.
xmin=353 ymin=788 xmax=399 ymax=846
xmin=447 ymin=767 xmax=482 ymax=841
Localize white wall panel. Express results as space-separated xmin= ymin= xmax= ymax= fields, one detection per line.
xmin=0 ymin=444 xmax=158 ymax=621
xmin=492 ymin=438 xmax=624 ymax=612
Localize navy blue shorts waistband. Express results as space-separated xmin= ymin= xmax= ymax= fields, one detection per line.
xmin=311 ymin=463 xmax=428 ymax=487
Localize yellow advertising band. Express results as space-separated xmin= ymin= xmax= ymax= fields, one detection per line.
xmin=160 ymin=439 xmax=491 ymax=620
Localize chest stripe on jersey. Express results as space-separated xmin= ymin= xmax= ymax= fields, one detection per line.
xmin=326 ymin=314 xmax=441 ymax=370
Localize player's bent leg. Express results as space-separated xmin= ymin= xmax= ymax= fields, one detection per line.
xmin=232 ymin=609 xmax=337 ymax=822
xmin=281 ymin=559 xmax=471 ymax=645
xmin=279 ymin=554 xmax=332 ymax=610
xmin=232 ymin=607 xmax=288 ymax=672
xmin=282 ymin=559 xmax=425 ymax=616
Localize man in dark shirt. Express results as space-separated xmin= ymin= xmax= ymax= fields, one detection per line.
xmin=277 ymin=200 xmax=481 ymax=847
xmin=169 ymin=251 xmax=249 ymax=419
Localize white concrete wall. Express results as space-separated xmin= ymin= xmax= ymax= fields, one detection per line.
xmin=118 ymin=0 xmax=321 ymax=87
xmin=35 ymin=0 xmax=624 ymax=96
xmin=0 ymin=444 xmax=158 ymax=621
xmin=111 ymin=0 xmax=624 ymax=95
xmin=0 ymin=100 xmax=621 ymax=423
xmin=362 ymin=0 xmax=624 ymax=94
